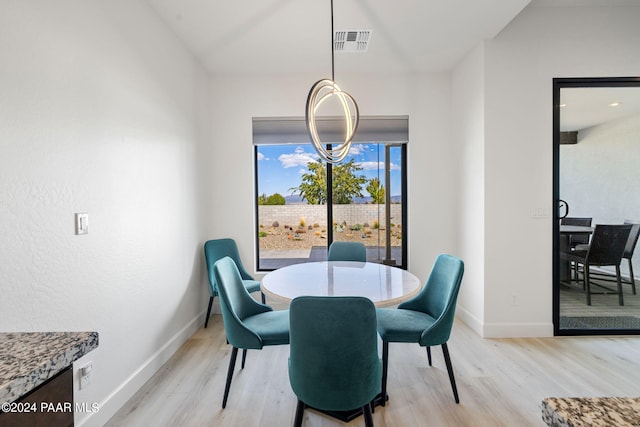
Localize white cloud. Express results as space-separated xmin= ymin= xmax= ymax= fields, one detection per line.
xmin=348 ymin=144 xmax=368 ymax=155
xmin=357 ymin=161 xmax=401 ymax=171
xmin=279 ymin=146 xmax=319 ymax=168
xmin=257 ymin=152 xmax=266 ymax=161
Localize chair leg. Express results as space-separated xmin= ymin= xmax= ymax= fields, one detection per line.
xmin=426 ymin=346 xmax=432 ymax=366
xmin=261 ymin=292 xmax=266 ymax=304
xmin=241 ymin=349 xmax=247 ymax=369
xmin=205 ymin=296 xmax=214 ymax=328
xmin=293 ymin=400 xmax=305 ymax=427
xmin=585 ymin=264 xmax=592 ymax=305
xmin=222 ymin=347 xmax=239 ymax=408
xmin=441 ymin=343 xmax=459 ymax=404
xmin=629 ymin=259 xmax=636 ymax=295
xmin=362 ymin=403 xmax=374 ymax=427
xmin=380 ymin=341 xmax=389 ymax=407
xmin=616 ymin=265 xmax=624 ymax=306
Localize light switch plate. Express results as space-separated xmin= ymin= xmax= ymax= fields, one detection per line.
xmin=75 ymin=213 xmax=89 ymax=235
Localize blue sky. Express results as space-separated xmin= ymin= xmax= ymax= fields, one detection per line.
xmin=256 ymin=143 xmax=402 ymax=198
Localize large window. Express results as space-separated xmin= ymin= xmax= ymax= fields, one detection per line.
xmin=253 ymin=116 xmax=408 ymax=271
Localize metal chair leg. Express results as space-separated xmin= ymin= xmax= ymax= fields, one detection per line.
xmin=585 ymin=264 xmax=592 ymax=305
xmin=380 ymin=341 xmax=389 ymax=407
xmin=205 ymin=296 xmax=214 ymax=328
xmin=362 ymin=403 xmax=374 ymax=427
xmin=442 ymin=343 xmax=459 ymax=404
xmin=293 ymin=400 xmax=305 ymax=427
xmin=241 ymin=349 xmax=247 ymax=369
xmin=426 ymin=346 xmax=432 ymax=366
xmin=629 ymin=258 xmax=636 ymax=295
xmin=222 ymin=347 xmax=238 ymax=408
xmin=617 ymin=265 xmax=624 ymax=306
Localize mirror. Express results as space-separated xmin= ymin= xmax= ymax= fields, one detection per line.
xmin=554 ymin=77 xmax=640 ymax=335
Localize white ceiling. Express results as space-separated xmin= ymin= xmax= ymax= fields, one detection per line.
xmin=561 ymin=87 xmax=640 ymax=131
xmin=144 ymin=0 xmax=640 ymax=131
xmin=145 ymin=0 xmax=532 ymax=75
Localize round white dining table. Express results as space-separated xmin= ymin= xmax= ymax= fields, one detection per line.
xmin=261 ymin=261 xmax=422 ymax=307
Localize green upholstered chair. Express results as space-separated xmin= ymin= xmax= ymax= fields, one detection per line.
xmin=289 ymin=296 xmax=381 ymax=427
xmin=204 ymin=238 xmax=265 ymax=328
xmin=213 ymin=256 xmax=289 ymax=408
xmin=327 ymin=241 xmax=367 ymax=262
xmin=376 ymin=254 xmax=464 ymax=404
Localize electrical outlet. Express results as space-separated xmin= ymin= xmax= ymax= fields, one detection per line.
xmin=79 ymin=362 xmax=93 ymax=389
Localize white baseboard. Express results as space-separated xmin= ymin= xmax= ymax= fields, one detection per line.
xmin=481 ymin=321 xmax=554 ymax=338
xmin=455 ymin=306 xmax=483 ymax=336
xmin=76 ymin=312 xmax=204 ymax=427
xmin=456 ymin=306 xmax=554 ymax=338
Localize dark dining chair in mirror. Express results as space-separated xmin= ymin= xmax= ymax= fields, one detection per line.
xmin=622 ymin=220 xmax=640 ymax=294
xmin=579 ymin=221 xmax=640 ymax=295
xmin=204 ymin=238 xmax=265 ymax=328
xmin=327 ymin=241 xmax=367 ymax=262
xmin=561 ymin=224 xmax=632 ymax=306
xmin=213 ymin=256 xmax=289 ymax=408
xmin=561 ymin=217 xmax=593 ymax=248
xmin=375 ymin=254 xmax=464 ymax=404
xmin=289 ymin=296 xmax=381 ymax=427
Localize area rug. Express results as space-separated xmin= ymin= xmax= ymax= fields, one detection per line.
xmin=560 ymin=316 xmax=640 ymax=329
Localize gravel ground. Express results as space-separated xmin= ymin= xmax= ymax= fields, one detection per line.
xmin=257 ymin=224 xmax=402 ymax=251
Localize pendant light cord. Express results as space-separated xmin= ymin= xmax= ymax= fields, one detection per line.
xmin=331 ymin=0 xmax=335 ymax=81
xmin=305 ymin=0 xmax=359 ymax=164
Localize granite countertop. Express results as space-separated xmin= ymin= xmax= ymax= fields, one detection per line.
xmin=542 ymin=397 xmax=640 ymax=427
xmin=0 ymin=331 xmax=99 ymax=404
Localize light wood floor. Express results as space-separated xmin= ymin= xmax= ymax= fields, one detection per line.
xmin=105 ymin=314 xmax=640 ymax=427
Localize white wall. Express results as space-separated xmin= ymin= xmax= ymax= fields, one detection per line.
xmin=463 ymin=1 xmax=640 ymax=336
xmin=452 ymin=44 xmax=486 ymax=335
xmin=560 ymin=114 xmax=640 ymax=277
xmin=0 ymin=1 xmax=211 ymax=425
xmin=206 ymin=71 xmax=457 ymax=288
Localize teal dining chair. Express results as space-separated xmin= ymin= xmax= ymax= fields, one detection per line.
xmin=213 ymin=256 xmax=289 ymax=408
xmin=204 ymin=238 xmax=265 ymax=328
xmin=289 ymin=296 xmax=381 ymax=427
xmin=327 ymin=241 xmax=367 ymax=262
xmin=376 ymin=254 xmax=464 ymax=404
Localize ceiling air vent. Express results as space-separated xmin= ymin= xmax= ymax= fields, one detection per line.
xmin=334 ymin=29 xmax=372 ymax=53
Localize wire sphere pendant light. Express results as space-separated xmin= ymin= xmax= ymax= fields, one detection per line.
xmin=305 ymin=0 xmax=359 ymax=164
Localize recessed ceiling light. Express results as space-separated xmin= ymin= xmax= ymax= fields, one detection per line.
xmin=560 ymin=103 xmax=566 ymax=107
xmin=609 ymin=101 xmax=621 ymax=107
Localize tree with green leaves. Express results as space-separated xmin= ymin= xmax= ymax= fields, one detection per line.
xmin=290 ymin=159 xmax=367 ymax=205
xmin=257 ymin=192 xmax=286 ymax=205
xmin=332 ymin=159 xmax=367 ymax=204
xmin=290 ymin=160 xmax=327 ymax=204
xmin=366 ymin=177 xmax=385 ymax=204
